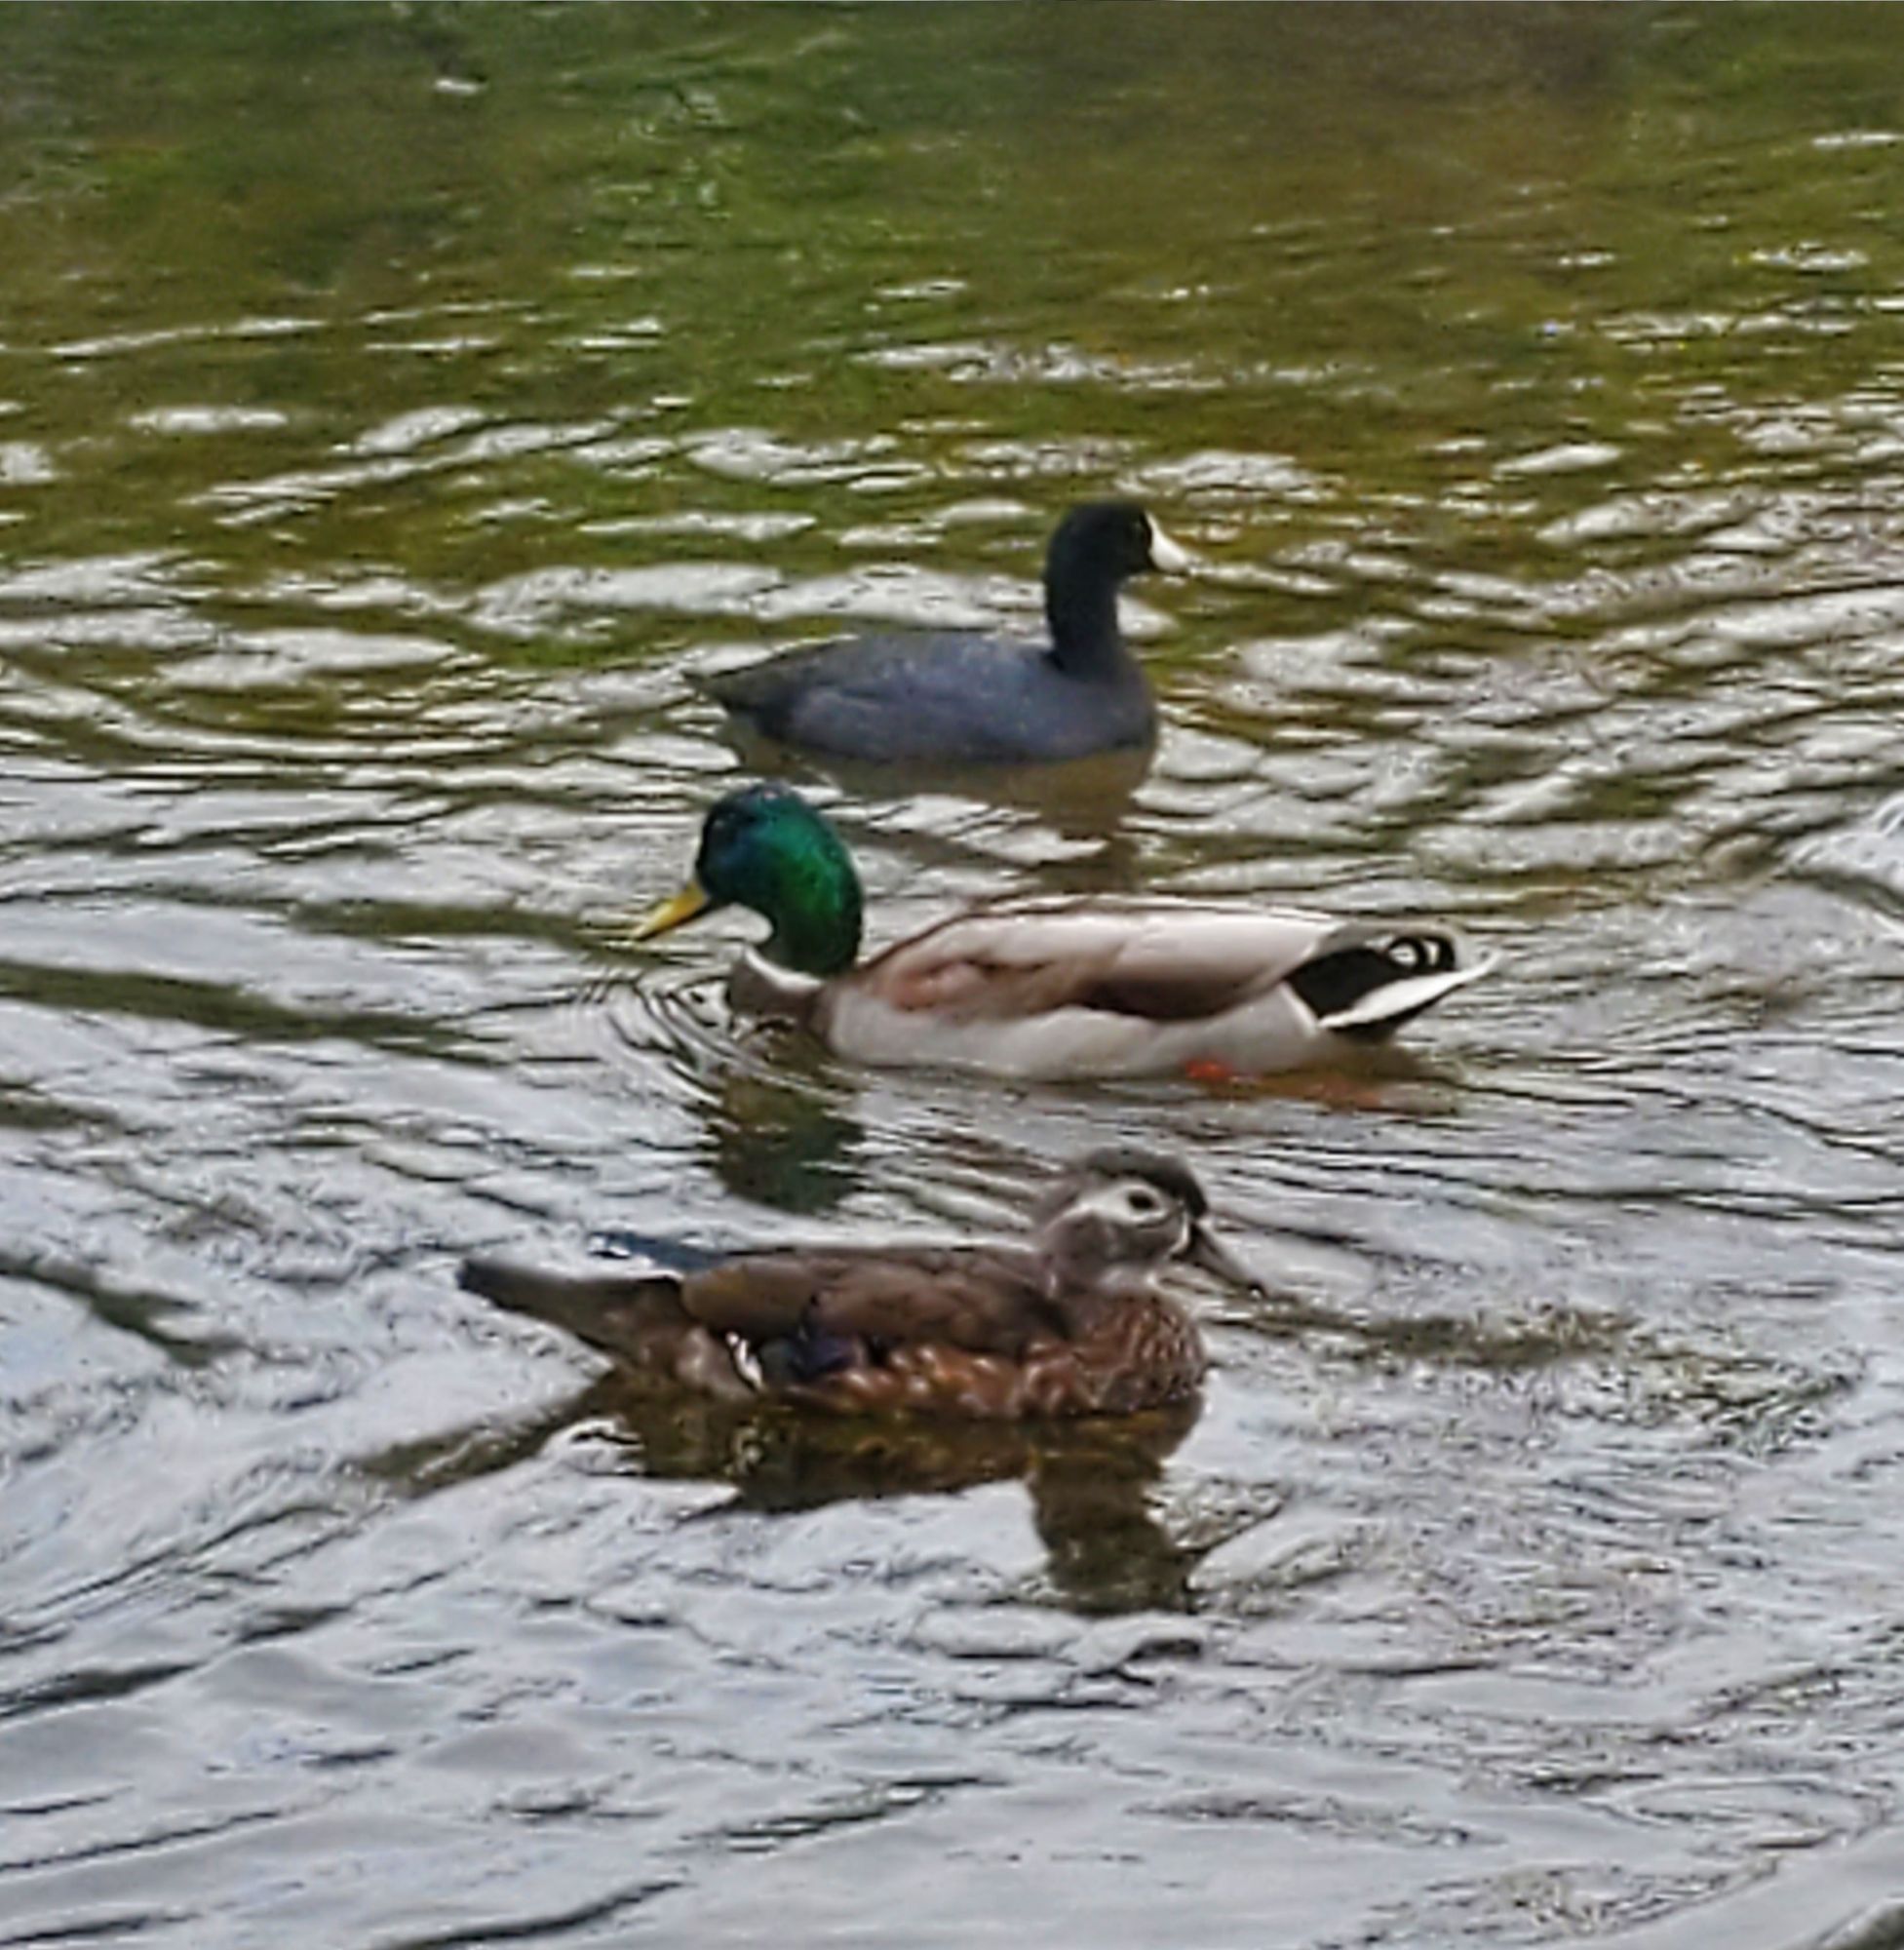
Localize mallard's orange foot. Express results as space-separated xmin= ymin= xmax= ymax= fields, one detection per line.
xmin=1184 ymin=1058 xmax=1239 ymax=1086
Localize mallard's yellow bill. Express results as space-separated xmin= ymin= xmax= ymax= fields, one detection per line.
xmin=628 ymin=878 xmax=713 ymax=942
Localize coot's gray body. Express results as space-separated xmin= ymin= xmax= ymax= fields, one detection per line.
xmin=708 ymin=500 xmax=1187 ymax=765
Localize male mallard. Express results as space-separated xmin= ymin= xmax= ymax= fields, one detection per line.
xmin=626 ymin=784 xmax=1491 ymax=1080
xmin=459 ymin=1148 xmax=1257 ymax=1420
xmin=706 ymin=500 xmax=1187 ymax=764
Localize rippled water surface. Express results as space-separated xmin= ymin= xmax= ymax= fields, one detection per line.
xmin=7 ymin=7 xmax=1904 ymax=1945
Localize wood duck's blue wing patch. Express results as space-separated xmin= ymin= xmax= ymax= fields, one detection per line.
xmin=754 ymin=1309 xmax=865 ymax=1387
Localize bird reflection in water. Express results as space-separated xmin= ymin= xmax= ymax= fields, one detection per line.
xmin=365 ymin=1372 xmax=1206 ymax=1616
xmin=694 ymin=1060 xmax=867 ymax=1216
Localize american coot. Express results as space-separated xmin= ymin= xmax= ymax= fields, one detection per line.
xmin=706 ymin=500 xmax=1188 ymax=764
xmin=459 ymin=1149 xmax=1259 ymax=1419
xmin=625 ymin=784 xmax=1493 ymax=1081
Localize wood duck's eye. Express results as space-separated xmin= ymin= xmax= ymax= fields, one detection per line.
xmin=1124 ymin=1186 xmax=1165 ymax=1218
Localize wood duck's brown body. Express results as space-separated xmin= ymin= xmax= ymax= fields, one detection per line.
xmin=460 ymin=1150 xmax=1250 ymax=1424
xmin=462 ymin=1247 xmax=1208 ymax=1420
xmin=797 ymin=1290 xmax=1207 ymax=1419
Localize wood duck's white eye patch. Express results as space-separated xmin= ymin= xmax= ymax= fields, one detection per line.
xmin=1064 ymin=1178 xmax=1183 ymax=1229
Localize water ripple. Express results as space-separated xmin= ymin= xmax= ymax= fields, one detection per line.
xmin=3 ymin=7 xmax=1904 ymax=1945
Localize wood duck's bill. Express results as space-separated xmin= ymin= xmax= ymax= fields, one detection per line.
xmin=1185 ymin=1216 xmax=1264 ymax=1300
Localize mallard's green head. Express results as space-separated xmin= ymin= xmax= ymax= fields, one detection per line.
xmin=632 ymin=784 xmax=864 ymax=978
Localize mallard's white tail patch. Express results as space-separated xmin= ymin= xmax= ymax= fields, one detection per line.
xmin=1313 ymin=953 xmax=1496 ymax=1039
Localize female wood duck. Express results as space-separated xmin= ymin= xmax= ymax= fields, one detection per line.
xmin=706 ymin=500 xmax=1187 ymax=764
xmin=625 ymin=784 xmax=1491 ymax=1080
xmin=460 ymin=1149 xmax=1259 ymax=1420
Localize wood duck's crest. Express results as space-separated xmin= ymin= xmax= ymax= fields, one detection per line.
xmin=1036 ymin=1147 xmax=1211 ymax=1225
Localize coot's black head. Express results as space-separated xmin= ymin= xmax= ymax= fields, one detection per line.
xmin=1045 ymin=500 xmax=1189 ymax=586
xmin=1041 ymin=501 xmax=1188 ymax=677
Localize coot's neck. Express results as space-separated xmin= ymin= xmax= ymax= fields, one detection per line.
xmin=1044 ymin=547 xmax=1137 ymax=681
